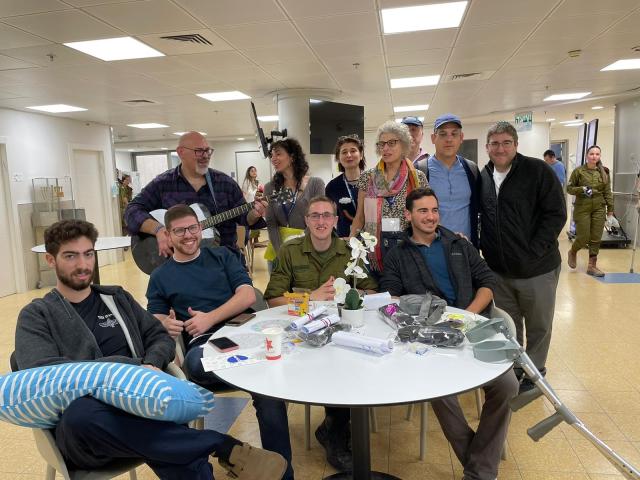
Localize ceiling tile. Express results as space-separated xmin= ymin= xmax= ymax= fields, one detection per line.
xmin=84 ymin=0 xmax=203 ymax=35
xmin=312 ymin=36 xmax=383 ymax=59
xmin=174 ymin=0 xmax=285 ymax=27
xmin=215 ymin=21 xmax=302 ymax=49
xmin=296 ymin=12 xmax=379 ymax=43
xmin=3 ymin=10 xmax=123 ymax=43
xmin=0 ymin=0 xmax=70 ymax=17
xmin=552 ymin=0 xmax=640 ymax=17
xmin=63 ymin=0 xmax=144 ymax=6
xmin=263 ymin=60 xmax=326 ymax=77
xmin=388 ymin=65 xmax=443 ymax=78
xmin=386 ymin=48 xmax=449 ymax=68
xmin=606 ymin=10 xmax=640 ymax=35
xmin=464 ymin=0 xmax=558 ymax=26
xmin=0 ymin=54 xmax=38 ymax=70
xmin=384 ymin=29 xmax=458 ymax=54
xmin=178 ymin=50 xmax=255 ymax=71
xmin=139 ymin=29 xmax=233 ymax=55
xmin=529 ymin=12 xmax=622 ymax=45
xmin=0 ymin=23 xmax=52 ymax=49
xmin=322 ymin=55 xmax=386 ymax=76
xmin=0 ymin=44 xmax=103 ymax=67
xmin=456 ymin=21 xmax=533 ymax=47
xmin=242 ymin=44 xmax=315 ymax=65
xmin=279 ymin=0 xmax=374 ymax=18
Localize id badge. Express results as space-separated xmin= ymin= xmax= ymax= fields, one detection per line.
xmin=381 ymin=217 xmax=401 ymax=232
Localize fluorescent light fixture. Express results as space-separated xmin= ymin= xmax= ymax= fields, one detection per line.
xmin=64 ymin=37 xmax=164 ymax=61
xmin=197 ymin=91 xmax=251 ymax=102
xmin=127 ymin=123 xmax=169 ymax=129
xmin=543 ymin=92 xmax=591 ymax=101
xmin=310 ymin=99 xmax=322 ymax=104
xmin=127 ymin=149 xmax=135 ymax=152
xmin=27 ymin=104 xmax=87 ymax=113
xmin=393 ymin=104 xmax=429 ymax=112
xmin=564 ymin=122 xmax=584 ymax=127
xmin=545 ymin=118 xmax=556 ymax=122
xmin=237 ymin=137 xmax=245 ymax=141
xmin=173 ymin=131 xmax=207 ymax=136
xmin=381 ymin=1 xmax=467 ymax=34
xmin=258 ymin=115 xmax=279 ymax=122
xmin=161 ymin=147 xmax=168 ymax=150
xmin=559 ymin=120 xmax=584 ymax=124
xmin=396 ymin=116 xmax=424 ymax=123
xmin=601 ymin=59 xmax=640 ymax=71
xmin=591 ymin=106 xmax=604 ymax=110
xmin=391 ymin=75 xmax=440 ymax=89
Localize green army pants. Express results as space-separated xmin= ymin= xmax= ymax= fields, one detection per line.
xmin=571 ymin=197 xmax=606 ymax=256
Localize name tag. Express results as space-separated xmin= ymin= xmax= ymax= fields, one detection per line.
xmin=381 ymin=217 xmax=401 ymax=232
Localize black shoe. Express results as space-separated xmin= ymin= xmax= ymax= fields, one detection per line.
xmin=315 ymin=423 xmax=353 ymax=471
xmin=518 ymin=367 xmax=547 ymax=394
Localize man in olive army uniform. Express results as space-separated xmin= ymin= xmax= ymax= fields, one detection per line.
xmin=264 ymin=195 xmax=377 ymax=473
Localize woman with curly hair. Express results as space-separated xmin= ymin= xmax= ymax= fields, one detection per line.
xmin=241 ymin=165 xmax=260 ymax=202
xmin=264 ymin=138 xmax=325 ymax=259
xmin=325 ymin=134 xmax=366 ymax=237
xmin=350 ymin=121 xmax=428 ymax=273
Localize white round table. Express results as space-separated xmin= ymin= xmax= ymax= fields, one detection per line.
xmin=32 ymin=236 xmax=131 ymax=284
xmin=208 ymin=305 xmax=512 ymax=480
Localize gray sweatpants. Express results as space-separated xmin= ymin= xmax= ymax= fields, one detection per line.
xmin=431 ymin=370 xmax=519 ymax=480
xmin=493 ymin=266 xmax=561 ymax=370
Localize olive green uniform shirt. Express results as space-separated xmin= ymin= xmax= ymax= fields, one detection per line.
xmin=264 ymin=234 xmax=378 ymax=300
xmin=567 ymin=165 xmax=614 ymax=212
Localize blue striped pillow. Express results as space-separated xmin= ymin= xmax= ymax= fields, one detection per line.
xmin=0 ymin=362 xmax=215 ymax=429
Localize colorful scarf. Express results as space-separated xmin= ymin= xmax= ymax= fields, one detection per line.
xmin=363 ymin=158 xmax=420 ymax=271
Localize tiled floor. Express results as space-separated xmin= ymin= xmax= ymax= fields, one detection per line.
xmin=1 ymin=236 xmax=639 ymax=479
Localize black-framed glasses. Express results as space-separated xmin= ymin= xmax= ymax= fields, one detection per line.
xmin=182 ymin=147 xmax=214 ymax=157
xmin=171 ymin=223 xmax=201 ymax=236
xmin=488 ymin=140 xmax=514 ymax=149
xmin=375 ymin=139 xmax=400 ymax=149
xmin=306 ymin=212 xmax=335 ymax=221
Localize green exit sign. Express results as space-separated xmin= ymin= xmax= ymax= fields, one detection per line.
xmin=515 ymin=111 xmax=533 ymax=131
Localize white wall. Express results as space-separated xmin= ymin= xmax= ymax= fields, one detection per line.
xmin=115 ymin=151 xmax=133 ymax=172
xmin=0 ymin=107 xmax=117 ymax=292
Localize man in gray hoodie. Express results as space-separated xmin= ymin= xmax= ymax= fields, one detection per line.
xmin=15 ymin=219 xmax=286 ymax=480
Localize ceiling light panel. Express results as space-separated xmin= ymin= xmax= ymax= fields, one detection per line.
xmin=64 ymin=37 xmax=164 ymax=61
xmin=393 ymin=104 xmax=429 ymax=112
xmin=196 ymin=91 xmax=251 ymax=102
xmin=543 ymin=92 xmax=591 ymax=101
xmin=591 ymin=106 xmax=604 ymax=110
xmin=258 ymin=115 xmax=279 ymax=122
xmin=173 ymin=131 xmax=207 ymax=136
xmin=381 ymin=2 xmax=468 ymax=34
xmin=128 ymin=123 xmax=169 ymax=129
xmin=27 ymin=104 xmax=87 ymax=113
xmin=601 ymin=59 xmax=640 ymax=71
xmin=390 ymin=75 xmax=440 ymax=89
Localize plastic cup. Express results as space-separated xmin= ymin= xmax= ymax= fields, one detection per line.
xmin=263 ymin=326 xmax=284 ymax=360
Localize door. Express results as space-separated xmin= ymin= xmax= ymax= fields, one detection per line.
xmin=0 ymin=144 xmax=16 ymax=297
xmin=71 ymin=149 xmax=111 ymax=266
xmin=235 ymin=150 xmax=272 ymax=193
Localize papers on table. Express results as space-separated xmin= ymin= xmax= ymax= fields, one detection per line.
xmin=201 ymin=353 xmax=267 ymax=372
xmin=289 ymin=306 xmax=327 ymax=330
xmin=363 ymin=292 xmax=394 ymax=310
xmin=300 ymin=313 xmax=340 ymax=334
xmin=331 ymin=331 xmax=394 ymax=355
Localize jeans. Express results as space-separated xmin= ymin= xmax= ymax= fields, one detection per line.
xmin=185 ymin=346 xmax=294 ymax=480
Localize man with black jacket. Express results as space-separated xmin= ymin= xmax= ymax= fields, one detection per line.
xmin=479 ymin=122 xmax=566 ymax=392
xmin=380 ymin=188 xmax=518 ymax=480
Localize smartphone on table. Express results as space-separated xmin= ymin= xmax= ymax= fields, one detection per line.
xmin=226 ymin=312 xmax=256 ymax=327
xmin=209 ymin=336 xmax=239 ymax=353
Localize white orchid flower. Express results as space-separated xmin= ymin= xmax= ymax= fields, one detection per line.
xmin=333 ymin=277 xmax=348 ymax=303
xmin=352 ymin=265 xmax=368 ymax=279
xmin=360 ymin=231 xmax=378 ymax=250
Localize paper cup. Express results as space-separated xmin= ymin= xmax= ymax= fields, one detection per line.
xmin=263 ymin=326 xmax=284 ymax=360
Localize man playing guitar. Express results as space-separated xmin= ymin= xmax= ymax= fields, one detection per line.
xmin=125 ymin=131 xmax=267 ymax=259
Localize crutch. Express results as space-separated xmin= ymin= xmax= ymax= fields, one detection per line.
xmin=467 ymin=320 xmax=640 ymax=479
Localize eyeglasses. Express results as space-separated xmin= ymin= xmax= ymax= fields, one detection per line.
xmin=306 ymin=212 xmax=335 ymax=221
xmin=182 ymin=147 xmax=214 ymax=157
xmin=171 ymin=223 xmax=201 ymax=236
xmin=375 ymin=139 xmax=400 ymax=149
xmin=488 ymin=140 xmax=514 ymax=149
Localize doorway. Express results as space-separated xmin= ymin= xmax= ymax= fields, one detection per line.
xmin=550 ymin=140 xmax=568 ymax=171
xmin=0 ymin=143 xmax=17 ymax=297
xmin=235 ymin=150 xmax=272 ymax=193
xmin=71 ymin=149 xmax=112 ymax=266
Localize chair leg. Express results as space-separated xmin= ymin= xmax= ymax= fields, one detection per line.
xmin=305 ymin=404 xmax=311 ymax=450
xmin=45 ymin=465 xmax=57 ymax=480
xmin=501 ymin=441 xmax=508 ymax=460
xmin=406 ymin=403 xmax=414 ymax=421
xmin=474 ymin=388 xmax=483 ymax=419
xmin=369 ymin=407 xmax=378 ymax=433
xmin=129 ymin=468 xmax=138 ymax=480
xmin=419 ymin=403 xmax=428 ymax=461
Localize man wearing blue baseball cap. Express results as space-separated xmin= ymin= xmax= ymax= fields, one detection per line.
xmin=414 ymin=113 xmax=480 ymax=246
xmin=401 ymin=116 xmax=429 ymax=165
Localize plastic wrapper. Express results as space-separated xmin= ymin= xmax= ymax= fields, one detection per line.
xmin=399 ymin=292 xmax=447 ymax=325
xmin=296 ymin=323 xmax=352 ymax=347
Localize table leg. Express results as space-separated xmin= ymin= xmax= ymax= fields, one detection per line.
xmin=324 ymin=407 xmax=400 ymax=480
xmin=92 ymin=250 xmax=101 ymax=285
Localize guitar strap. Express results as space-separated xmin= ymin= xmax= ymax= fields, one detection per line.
xmin=204 ymin=170 xmax=219 ymax=214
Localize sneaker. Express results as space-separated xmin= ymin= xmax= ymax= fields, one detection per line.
xmin=315 ymin=422 xmax=353 ymax=471
xmin=218 ymin=443 xmax=287 ymax=480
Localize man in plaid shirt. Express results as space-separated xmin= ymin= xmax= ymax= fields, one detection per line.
xmin=125 ymin=131 xmax=266 ymax=257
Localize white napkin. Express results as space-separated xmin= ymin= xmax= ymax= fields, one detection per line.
xmin=363 ymin=292 xmax=393 ymax=310
xmin=300 ymin=313 xmax=340 ymax=334
xmin=290 ymin=306 xmax=327 ymax=330
xmin=331 ymin=331 xmax=394 ymax=355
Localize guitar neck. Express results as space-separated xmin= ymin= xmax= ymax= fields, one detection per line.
xmin=200 ymin=201 xmax=255 ymax=230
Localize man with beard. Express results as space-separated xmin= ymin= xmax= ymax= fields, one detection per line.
xmin=125 ymin=131 xmax=266 ymax=258
xmin=14 ymin=219 xmax=287 ymax=480
xmin=380 ymin=188 xmax=518 ymax=480
xmin=146 ymin=204 xmax=294 ymax=480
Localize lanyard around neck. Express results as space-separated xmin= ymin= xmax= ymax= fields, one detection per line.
xmin=204 ymin=170 xmax=219 ymax=214
xmin=342 ymin=174 xmax=357 ymax=209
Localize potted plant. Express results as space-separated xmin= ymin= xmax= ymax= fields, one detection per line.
xmin=334 ymin=232 xmax=377 ymax=328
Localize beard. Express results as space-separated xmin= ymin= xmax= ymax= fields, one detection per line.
xmin=56 ymin=266 xmax=93 ymax=291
